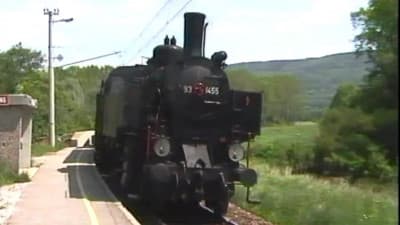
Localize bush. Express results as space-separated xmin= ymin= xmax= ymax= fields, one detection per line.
xmin=313 ymin=107 xmax=395 ymax=180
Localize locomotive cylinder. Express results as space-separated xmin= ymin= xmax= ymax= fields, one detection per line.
xmin=184 ymin=12 xmax=206 ymax=58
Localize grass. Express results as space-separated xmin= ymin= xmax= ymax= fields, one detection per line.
xmin=235 ymin=122 xmax=398 ymax=225
xmin=233 ymin=162 xmax=398 ymax=225
xmin=0 ymin=161 xmax=30 ymax=187
xmin=252 ymin=122 xmax=318 ymax=169
xmin=1 ymin=141 xmax=64 ymax=186
xmin=31 ymin=141 xmax=64 ymax=157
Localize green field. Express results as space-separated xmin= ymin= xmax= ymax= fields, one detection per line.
xmin=251 ymin=122 xmax=318 ymax=170
xmin=233 ymin=163 xmax=398 ymax=225
xmin=233 ymin=123 xmax=398 ymax=225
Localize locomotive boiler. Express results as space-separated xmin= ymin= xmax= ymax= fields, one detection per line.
xmin=94 ymin=12 xmax=262 ymax=214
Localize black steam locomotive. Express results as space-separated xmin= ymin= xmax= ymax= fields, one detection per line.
xmin=94 ymin=12 xmax=262 ymax=214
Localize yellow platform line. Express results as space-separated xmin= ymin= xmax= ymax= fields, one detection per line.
xmin=76 ymin=150 xmax=100 ymax=225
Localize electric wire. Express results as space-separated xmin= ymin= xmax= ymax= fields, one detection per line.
xmin=125 ymin=0 xmax=193 ymax=65
xmin=120 ymin=0 xmax=175 ymax=65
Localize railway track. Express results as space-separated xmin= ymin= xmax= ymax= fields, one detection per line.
xmin=99 ymin=168 xmax=239 ymax=225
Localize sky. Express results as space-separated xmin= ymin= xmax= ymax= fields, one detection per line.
xmin=0 ymin=0 xmax=369 ymax=67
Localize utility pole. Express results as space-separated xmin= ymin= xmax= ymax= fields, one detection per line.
xmin=43 ymin=8 xmax=73 ymax=147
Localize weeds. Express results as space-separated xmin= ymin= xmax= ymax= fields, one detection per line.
xmin=31 ymin=141 xmax=64 ymax=157
xmin=233 ymin=163 xmax=398 ymax=225
xmin=0 ymin=161 xmax=30 ymax=187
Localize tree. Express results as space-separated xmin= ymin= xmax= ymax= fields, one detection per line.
xmin=351 ymin=0 xmax=398 ymax=110
xmin=0 ymin=43 xmax=43 ymax=93
xmin=329 ymin=84 xmax=359 ymax=108
xmin=351 ymin=0 xmax=398 ymax=163
xmin=227 ymin=69 xmax=305 ymax=124
xmin=313 ymin=0 xmax=398 ymax=180
xmin=262 ymin=75 xmax=304 ymax=123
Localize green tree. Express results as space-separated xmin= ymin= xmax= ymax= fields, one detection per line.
xmin=329 ymin=84 xmax=359 ymax=108
xmin=20 ymin=72 xmax=49 ymax=140
xmin=351 ymin=0 xmax=398 ymax=163
xmin=0 ymin=43 xmax=43 ymax=93
xmin=351 ymin=0 xmax=398 ymax=110
xmin=0 ymin=44 xmax=112 ymax=141
xmin=227 ymin=69 xmax=305 ymax=124
xmin=262 ymin=75 xmax=304 ymax=123
xmin=313 ymin=0 xmax=398 ymax=180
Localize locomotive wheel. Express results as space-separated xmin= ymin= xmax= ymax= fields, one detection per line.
xmin=205 ymin=192 xmax=229 ymax=214
xmin=205 ymin=181 xmax=229 ymax=215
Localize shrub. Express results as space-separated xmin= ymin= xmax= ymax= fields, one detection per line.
xmin=313 ymin=107 xmax=395 ymax=180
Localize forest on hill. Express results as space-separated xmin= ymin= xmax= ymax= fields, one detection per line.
xmin=228 ymin=52 xmax=372 ymax=118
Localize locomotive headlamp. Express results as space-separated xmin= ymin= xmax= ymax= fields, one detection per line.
xmin=154 ymin=138 xmax=171 ymax=157
xmin=228 ymin=143 xmax=245 ymax=162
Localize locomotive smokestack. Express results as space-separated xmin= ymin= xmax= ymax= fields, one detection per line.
xmin=184 ymin=12 xmax=205 ymax=58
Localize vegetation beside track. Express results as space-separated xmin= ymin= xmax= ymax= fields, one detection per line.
xmin=0 ymin=141 xmax=65 ymax=186
xmin=233 ymin=120 xmax=397 ymax=225
xmin=0 ymin=161 xmax=30 ymax=187
xmin=233 ymin=162 xmax=398 ymax=225
xmin=251 ymin=122 xmax=318 ymax=172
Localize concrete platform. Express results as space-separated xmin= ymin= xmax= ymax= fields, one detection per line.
xmin=69 ymin=130 xmax=95 ymax=148
xmin=6 ymin=147 xmax=140 ymax=225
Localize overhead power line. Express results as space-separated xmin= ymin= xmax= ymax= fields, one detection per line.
xmin=126 ymin=0 xmax=193 ymax=65
xmin=130 ymin=0 xmax=174 ymax=44
xmin=56 ymin=51 xmax=121 ymax=68
xmin=121 ymin=0 xmax=175 ymax=64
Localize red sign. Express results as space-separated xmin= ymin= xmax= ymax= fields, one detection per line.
xmin=0 ymin=96 xmax=8 ymax=105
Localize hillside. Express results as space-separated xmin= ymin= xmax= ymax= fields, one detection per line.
xmin=228 ymin=52 xmax=371 ymax=117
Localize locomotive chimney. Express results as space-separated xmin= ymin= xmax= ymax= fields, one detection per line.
xmin=184 ymin=12 xmax=206 ymax=58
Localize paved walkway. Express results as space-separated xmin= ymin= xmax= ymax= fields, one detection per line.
xmin=7 ymin=147 xmax=140 ymax=225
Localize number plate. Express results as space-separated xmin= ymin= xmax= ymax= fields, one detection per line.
xmin=182 ymin=144 xmax=211 ymax=168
